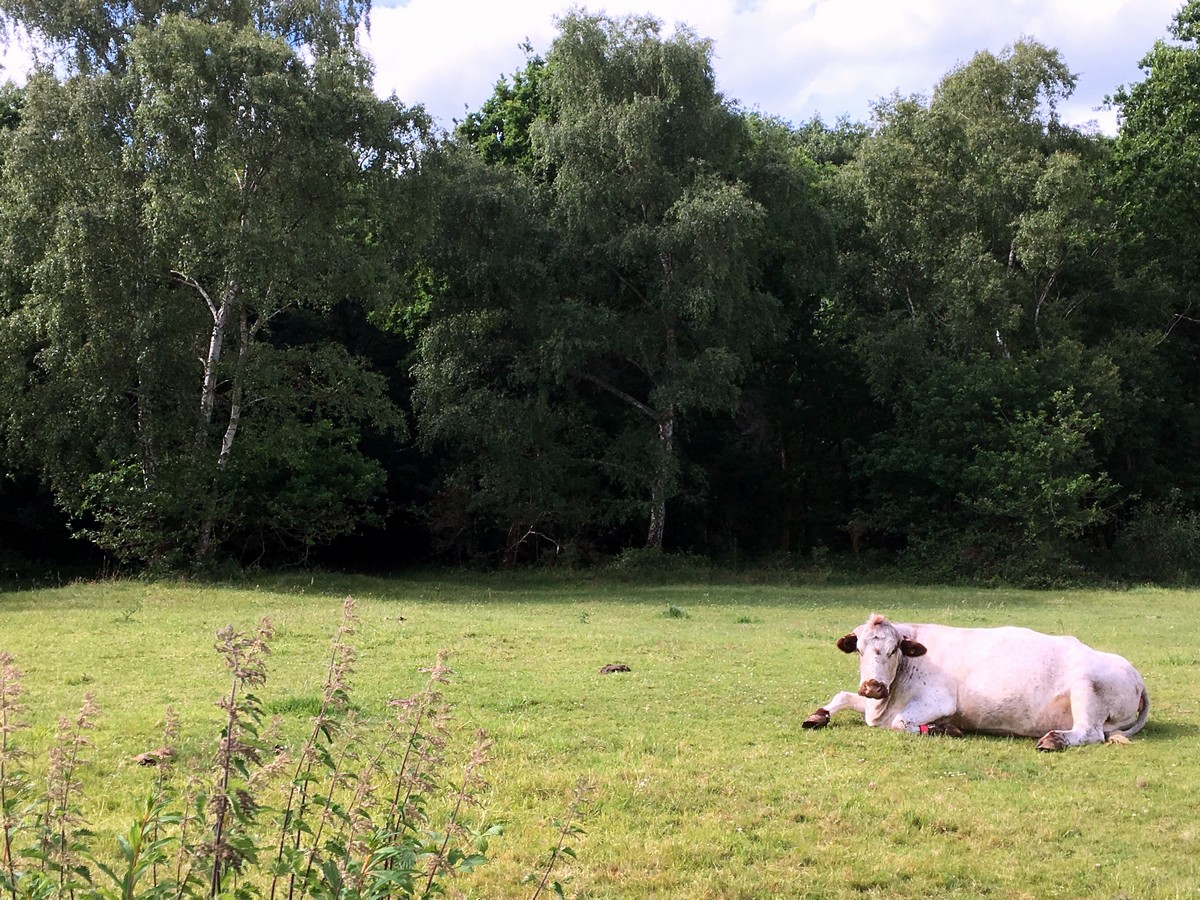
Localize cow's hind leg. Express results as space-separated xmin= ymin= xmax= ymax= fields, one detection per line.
xmin=1036 ymin=679 xmax=1107 ymax=752
xmin=803 ymin=691 xmax=868 ymax=729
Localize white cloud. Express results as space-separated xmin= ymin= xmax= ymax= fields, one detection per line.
xmin=365 ymin=0 xmax=562 ymax=122
xmin=0 ymin=0 xmax=1180 ymax=135
xmin=362 ymin=0 xmax=1180 ymax=134
xmin=0 ymin=22 xmax=39 ymax=83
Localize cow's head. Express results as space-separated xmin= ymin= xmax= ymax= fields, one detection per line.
xmin=836 ymin=613 xmax=926 ymax=701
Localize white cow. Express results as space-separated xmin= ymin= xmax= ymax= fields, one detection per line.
xmin=802 ymin=613 xmax=1149 ymax=751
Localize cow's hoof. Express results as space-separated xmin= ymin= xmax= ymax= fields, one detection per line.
xmin=1036 ymin=731 xmax=1068 ymax=752
xmin=926 ymin=724 xmax=963 ymax=737
xmin=802 ymin=708 xmax=831 ymax=729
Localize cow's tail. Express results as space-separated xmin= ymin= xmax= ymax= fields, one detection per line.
xmin=1107 ymin=687 xmax=1150 ymax=741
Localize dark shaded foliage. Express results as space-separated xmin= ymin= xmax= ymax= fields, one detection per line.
xmin=2 ymin=5 xmax=1199 ymax=585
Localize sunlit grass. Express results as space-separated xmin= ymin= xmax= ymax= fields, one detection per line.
xmin=2 ymin=574 xmax=1197 ymax=898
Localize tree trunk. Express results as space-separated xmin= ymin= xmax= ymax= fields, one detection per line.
xmin=645 ymin=405 xmax=675 ymax=550
xmin=218 ymin=308 xmax=251 ymax=471
xmin=197 ymin=300 xmax=255 ymax=565
xmin=199 ymin=291 xmax=233 ymax=439
xmin=196 ymin=481 xmax=221 ymax=564
xmin=135 ymin=366 xmax=157 ymax=490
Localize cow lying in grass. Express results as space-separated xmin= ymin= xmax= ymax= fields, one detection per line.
xmin=803 ymin=613 xmax=1149 ymax=751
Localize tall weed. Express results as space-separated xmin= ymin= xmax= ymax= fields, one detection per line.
xmin=0 ymin=600 xmax=499 ymax=900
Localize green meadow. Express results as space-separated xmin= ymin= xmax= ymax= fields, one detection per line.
xmin=2 ymin=574 xmax=1198 ymax=899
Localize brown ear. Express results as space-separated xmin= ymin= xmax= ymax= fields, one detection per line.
xmin=836 ymin=633 xmax=858 ymax=653
xmin=900 ymin=639 xmax=926 ymax=657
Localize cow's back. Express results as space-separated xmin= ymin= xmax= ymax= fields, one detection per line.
xmin=900 ymin=623 xmax=1142 ymax=738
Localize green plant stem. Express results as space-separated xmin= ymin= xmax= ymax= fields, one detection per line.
xmin=270 ymin=766 xmax=306 ymax=900
xmin=529 ymin=827 xmax=570 ymax=900
xmin=0 ymin=668 xmax=17 ymax=900
xmin=385 ymin=702 xmax=426 ymax=836
xmin=50 ymin=706 xmax=90 ymax=895
xmin=530 ymin=787 xmax=586 ymax=900
xmin=0 ymin=770 xmax=12 ymax=900
xmin=273 ymin=716 xmax=334 ymax=900
xmin=298 ymin=738 xmax=354 ymax=891
xmin=210 ymin=678 xmax=240 ymax=898
xmin=340 ymin=723 xmax=402 ymax=881
xmin=272 ymin=619 xmax=355 ymax=900
xmin=172 ymin=779 xmax=198 ymax=900
xmin=421 ymin=777 xmax=470 ymax=899
xmin=120 ymin=799 xmax=156 ymax=900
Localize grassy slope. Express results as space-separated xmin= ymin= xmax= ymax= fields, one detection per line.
xmin=1 ymin=574 xmax=1197 ymax=899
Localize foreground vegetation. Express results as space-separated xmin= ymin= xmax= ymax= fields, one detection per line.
xmin=2 ymin=574 xmax=1197 ymax=898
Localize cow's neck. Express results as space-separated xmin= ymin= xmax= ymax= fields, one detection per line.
xmin=863 ymin=658 xmax=916 ymax=727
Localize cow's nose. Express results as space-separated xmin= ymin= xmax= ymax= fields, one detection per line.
xmin=859 ymin=679 xmax=888 ymax=700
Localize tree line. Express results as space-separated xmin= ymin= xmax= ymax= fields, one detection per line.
xmin=1 ymin=0 xmax=1198 ymax=583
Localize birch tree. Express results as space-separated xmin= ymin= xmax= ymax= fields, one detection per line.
xmin=533 ymin=12 xmax=773 ymax=550
xmin=840 ymin=42 xmax=1125 ymax=579
xmin=0 ymin=1 xmax=422 ymax=566
xmin=416 ymin=13 xmax=801 ymax=556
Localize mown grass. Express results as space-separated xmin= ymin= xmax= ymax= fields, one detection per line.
xmin=1 ymin=573 xmax=1198 ymax=898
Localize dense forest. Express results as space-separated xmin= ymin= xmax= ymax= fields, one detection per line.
xmin=1 ymin=0 xmax=1198 ymax=584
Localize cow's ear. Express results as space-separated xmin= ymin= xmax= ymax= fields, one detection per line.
xmin=900 ymin=639 xmax=926 ymax=657
xmin=836 ymin=633 xmax=858 ymax=653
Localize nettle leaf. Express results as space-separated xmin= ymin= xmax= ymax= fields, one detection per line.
xmin=456 ymin=853 xmax=488 ymax=872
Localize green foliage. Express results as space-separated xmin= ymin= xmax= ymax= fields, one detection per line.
xmin=416 ymin=11 xmax=811 ymax=557
xmin=1113 ymin=491 xmax=1200 ymax=584
xmin=2 ymin=1 xmax=1200 ymax=583
xmin=847 ymin=40 xmax=1111 ymax=361
xmin=0 ymin=600 xmax=499 ymax=900
xmin=833 ymin=40 xmax=1147 ymax=580
xmin=87 ymin=793 xmax=180 ymax=900
xmin=1107 ymin=0 xmax=1200 ymax=522
xmin=793 ymin=115 xmax=869 ymax=167
xmin=963 ymin=389 xmax=1115 ymax=543
xmin=0 ymin=82 xmax=22 ymax=132
xmin=859 ymin=350 xmax=1122 ymax=583
xmin=456 ymin=47 xmax=547 ymax=171
xmin=407 ymin=144 xmax=603 ymax=565
xmin=0 ymin=0 xmax=374 ymax=74
xmin=604 ymin=548 xmax=711 ymax=582
xmin=687 ymin=114 xmax=847 ymax=559
xmin=0 ymin=2 xmax=424 ymax=570
xmin=1111 ymin=1 xmax=1200 ymax=301
xmin=65 ymin=344 xmax=400 ymax=569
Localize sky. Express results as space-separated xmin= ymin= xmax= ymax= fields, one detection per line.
xmin=0 ymin=0 xmax=1185 ymax=135
xmin=360 ymin=0 xmax=1183 ymax=134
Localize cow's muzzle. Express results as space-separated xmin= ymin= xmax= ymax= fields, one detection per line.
xmin=858 ymin=679 xmax=888 ymax=700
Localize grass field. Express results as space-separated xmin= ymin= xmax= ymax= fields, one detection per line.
xmin=1 ymin=573 xmax=1198 ymax=898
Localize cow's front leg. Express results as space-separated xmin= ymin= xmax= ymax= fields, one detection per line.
xmin=802 ymin=691 xmax=868 ymax=729
xmin=889 ymin=695 xmax=959 ymax=735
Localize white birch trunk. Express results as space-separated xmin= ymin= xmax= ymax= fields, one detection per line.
xmin=218 ymin=308 xmax=252 ymax=470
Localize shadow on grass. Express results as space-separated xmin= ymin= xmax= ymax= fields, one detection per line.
xmin=241 ymin=570 xmax=1097 ymax=611
xmin=1136 ymin=719 xmax=1199 ymax=742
